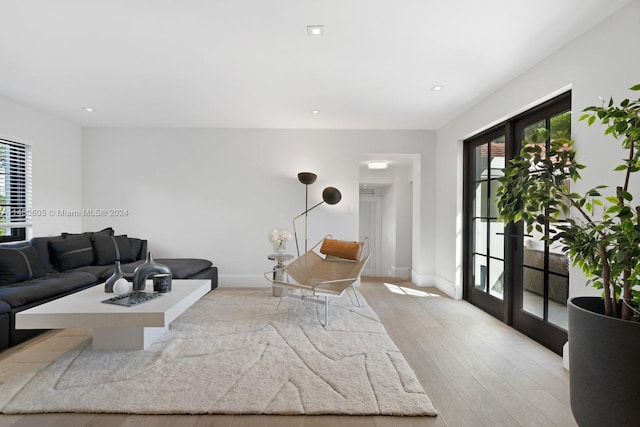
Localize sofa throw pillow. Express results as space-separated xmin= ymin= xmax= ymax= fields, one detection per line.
xmin=0 ymin=246 xmax=44 ymax=286
xmin=62 ymin=227 xmax=114 ymax=239
xmin=319 ymin=238 xmax=363 ymax=261
xmin=127 ymin=237 xmax=143 ymax=260
xmin=49 ymin=235 xmax=95 ymax=271
xmin=92 ymin=235 xmax=135 ymax=265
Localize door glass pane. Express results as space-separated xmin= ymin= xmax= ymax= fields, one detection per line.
xmin=474 ymin=181 xmax=488 ymax=217
xmin=489 ymin=136 xmax=505 ymax=179
xmin=473 ymin=219 xmax=487 ymax=256
xmin=474 ymin=143 xmax=489 ymax=181
xmin=551 ymin=111 xmax=571 ymax=140
xmin=524 ymin=119 xmax=547 ymax=157
xmin=488 ymin=179 xmax=501 ymax=218
xmin=547 ymin=223 xmax=569 ymax=328
xmin=474 ymin=255 xmax=487 ymax=291
xmin=522 ymin=265 xmax=544 ymax=319
xmin=489 ymin=258 xmax=504 ymax=300
xmin=489 ymin=221 xmax=504 ymax=260
xmin=548 ymin=273 xmax=569 ymax=329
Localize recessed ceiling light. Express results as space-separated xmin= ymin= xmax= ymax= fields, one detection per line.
xmin=368 ymin=161 xmax=388 ymax=170
xmin=311 ymin=110 xmax=320 ymax=114
xmin=83 ymin=107 xmax=94 ymax=112
xmin=307 ymin=25 xmax=324 ymax=36
xmin=431 ymin=85 xmax=445 ymax=91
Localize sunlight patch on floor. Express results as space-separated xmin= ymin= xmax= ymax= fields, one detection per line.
xmin=383 ymin=283 xmax=440 ymax=297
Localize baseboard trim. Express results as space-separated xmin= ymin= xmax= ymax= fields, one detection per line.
xmin=410 ymin=271 xmax=462 ymax=300
xmin=433 ymin=275 xmax=462 ymax=299
xmin=411 ymin=270 xmax=434 ymax=287
xmin=390 ymin=266 xmax=411 ymax=280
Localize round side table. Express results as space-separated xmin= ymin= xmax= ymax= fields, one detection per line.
xmin=268 ymin=253 xmax=294 ymax=296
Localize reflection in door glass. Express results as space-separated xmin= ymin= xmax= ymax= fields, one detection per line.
xmin=520 ymin=112 xmax=570 ymax=329
xmin=489 ymin=258 xmax=504 ymax=299
xmin=471 ymin=136 xmax=505 ymax=300
xmin=474 ymin=255 xmax=487 ymax=291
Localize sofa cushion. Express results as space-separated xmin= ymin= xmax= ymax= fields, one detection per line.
xmin=155 ymin=258 xmax=213 ymax=279
xmin=0 ymin=299 xmax=10 ymax=314
xmin=0 ymin=272 xmax=97 ymax=308
xmin=30 ymin=235 xmax=67 ymax=273
xmin=0 ymin=245 xmax=44 ymax=286
xmin=128 ymin=238 xmax=144 ymax=260
xmin=92 ymin=235 xmax=135 ymax=265
xmin=62 ymin=227 xmax=114 ymax=239
xmin=49 ymin=235 xmax=95 ymax=271
xmin=70 ymin=265 xmax=116 ymax=282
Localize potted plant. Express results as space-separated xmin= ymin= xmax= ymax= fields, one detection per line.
xmin=496 ymin=84 xmax=640 ymax=427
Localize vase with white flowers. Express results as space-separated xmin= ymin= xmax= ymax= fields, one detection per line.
xmin=268 ymin=229 xmax=292 ymax=253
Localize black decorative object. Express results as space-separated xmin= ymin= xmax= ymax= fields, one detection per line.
xmin=104 ymin=261 xmax=123 ymax=293
xmin=132 ymin=252 xmax=171 ymax=291
xmin=102 ymin=291 xmax=161 ymax=307
xmin=292 ymin=172 xmax=342 ymax=256
xmin=153 ymin=273 xmax=172 ymax=293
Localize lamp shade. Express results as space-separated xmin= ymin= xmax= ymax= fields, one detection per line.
xmin=298 ymin=172 xmax=317 ymax=185
xmin=322 ymin=187 xmax=342 ymax=205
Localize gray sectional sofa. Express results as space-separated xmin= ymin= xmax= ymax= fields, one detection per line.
xmin=0 ymin=228 xmax=218 ymax=350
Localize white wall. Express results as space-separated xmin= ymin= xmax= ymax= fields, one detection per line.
xmin=435 ymin=0 xmax=640 ymax=299
xmin=394 ymin=165 xmax=413 ymax=279
xmin=0 ymin=96 xmax=83 ymax=237
xmin=380 ymin=185 xmax=396 ymax=276
xmin=81 ymin=128 xmax=435 ymax=287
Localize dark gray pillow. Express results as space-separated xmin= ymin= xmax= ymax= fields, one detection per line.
xmin=0 ymin=245 xmax=44 ymax=285
xmin=127 ymin=237 xmax=143 ymax=260
xmin=49 ymin=235 xmax=95 ymax=271
xmin=92 ymin=235 xmax=135 ymax=265
xmin=62 ymin=227 xmax=114 ymax=239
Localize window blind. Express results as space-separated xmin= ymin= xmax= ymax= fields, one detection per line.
xmin=0 ymin=138 xmax=31 ymax=237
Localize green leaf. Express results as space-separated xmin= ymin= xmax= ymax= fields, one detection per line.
xmin=614 ymin=165 xmax=628 ymax=171
xmin=631 ymin=84 xmax=640 ymax=91
xmin=616 ymin=122 xmax=629 ymax=133
xmin=619 ymin=190 xmax=633 ymax=201
xmin=606 ymin=196 xmax=620 ymax=204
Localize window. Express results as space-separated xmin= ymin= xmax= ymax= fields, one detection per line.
xmin=0 ymin=138 xmax=31 ymax=242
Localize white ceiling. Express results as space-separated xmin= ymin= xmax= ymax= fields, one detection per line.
xmin=0 ymin=0 xmax=631 ymax=130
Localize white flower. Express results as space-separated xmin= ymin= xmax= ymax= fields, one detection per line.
xmin=269 ymin=228 xmax=292 ymax=244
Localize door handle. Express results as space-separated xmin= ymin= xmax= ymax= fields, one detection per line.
xmin=495 ymin=233 xmax=532 ymax=238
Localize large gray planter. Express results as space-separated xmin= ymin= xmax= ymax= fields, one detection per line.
xmin=568 ymin=296 xmax=640 ymax=427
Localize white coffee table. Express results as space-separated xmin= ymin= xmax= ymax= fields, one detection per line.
xmin=15 ymin=279 xmax=210 ymax=351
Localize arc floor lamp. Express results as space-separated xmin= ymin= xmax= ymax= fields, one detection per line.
xmin=292 ymin=172 xmax=342 ymax=256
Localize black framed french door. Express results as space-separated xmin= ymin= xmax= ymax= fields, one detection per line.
xmin=463 ymin=127 xmax=509 ymax=321
xmin=463 ymin=92 xmax=571 ymax=355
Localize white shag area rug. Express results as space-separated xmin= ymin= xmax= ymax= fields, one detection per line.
xmin=0 ymin=289 xmax=437 ymax=416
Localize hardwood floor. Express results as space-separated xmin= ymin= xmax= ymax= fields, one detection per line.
xmin=0 ymin=279 xmax=577 ymax=427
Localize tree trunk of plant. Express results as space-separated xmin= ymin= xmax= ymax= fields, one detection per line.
xmin=598 ymin=243 xmax=614 ymax=317
xmin=622 ymin=266 xmax=632 ymax=320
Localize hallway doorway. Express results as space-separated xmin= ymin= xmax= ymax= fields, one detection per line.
xmin=359 ymin=154 xmax=416 ymax=280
